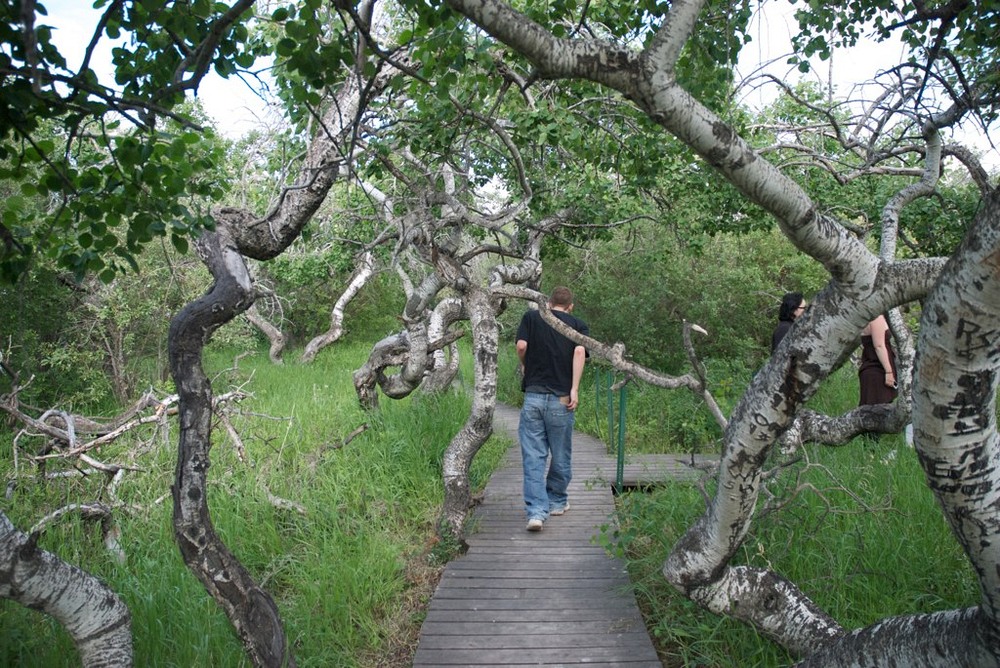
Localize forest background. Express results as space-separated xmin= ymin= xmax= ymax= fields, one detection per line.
xmin=1 ymin=0 xmax=998 ymax=666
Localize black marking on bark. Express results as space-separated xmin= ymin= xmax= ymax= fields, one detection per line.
xmin=18 ymin=532 xmax=40 ymax=560
xmin=933 ymin=304 xmax=950 ymax=326
xmin=955 ymin=318 xmax=1000 ymax=362
xmin=931 ymin=370 xmax=994 ymax=436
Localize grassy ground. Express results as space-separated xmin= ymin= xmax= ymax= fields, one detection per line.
xmin=604 ymin=364 xmax=981 ymax=667
xmin=0 ymin=340 xmax=507 ymax=667
xmin=1 ymin=342 xmax=982 ymax=667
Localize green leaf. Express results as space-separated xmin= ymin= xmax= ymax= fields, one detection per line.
xmin=276 ymin=37 xmax=297 ymax=57
xmin=171 ymin=234 xmax=189 ymax=254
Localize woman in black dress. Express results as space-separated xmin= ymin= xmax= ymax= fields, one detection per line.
xmin=859 ymin=314 xmax=897 ymax=405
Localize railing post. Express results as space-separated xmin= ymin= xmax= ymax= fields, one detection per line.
xmin=605 ymin=370 xmax=614 ymax=456
xmin=595 ymin=368 xmax=627 ymax=493
xmin=616 ymin=383 xmax=626 ymax=494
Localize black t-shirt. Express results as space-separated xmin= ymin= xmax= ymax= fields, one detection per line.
xmin=517 ymin=308 xmax=589 ymax=395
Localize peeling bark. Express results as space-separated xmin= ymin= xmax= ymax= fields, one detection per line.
xmin=170 ymin=229 xmax=294 ymax=668
xmin=794 ymin=607 xmax=997 ymax=668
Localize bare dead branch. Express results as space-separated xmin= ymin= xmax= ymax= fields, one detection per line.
xmin=328 ymin=423 xmax=370 ymax=450
xmin=218 ymin=411 xmax=250 ymax=465
xmin=29 ymin=502 xmax=113 ymax=536
xmin=260 ymin=482 xmax=307 ymax=516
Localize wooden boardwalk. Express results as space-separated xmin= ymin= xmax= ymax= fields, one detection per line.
xmin=412 ymin=403 xmax=709 ymax=667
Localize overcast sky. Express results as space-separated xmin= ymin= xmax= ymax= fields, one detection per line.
xmin=39 ymin=0 xmax=271 ymax=137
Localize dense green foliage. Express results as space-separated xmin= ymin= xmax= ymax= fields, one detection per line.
xmin=546 ymin=225 xmax=828 ymax=373
xmin=0 ymin=0 xmax=265 ymax=283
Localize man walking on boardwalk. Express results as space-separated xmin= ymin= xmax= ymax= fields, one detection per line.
xmin=516 ymin=286 xmax=589 ymax=532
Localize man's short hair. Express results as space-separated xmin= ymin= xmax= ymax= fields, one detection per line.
xmin=549 ymin=286 xmax=573 ymax=307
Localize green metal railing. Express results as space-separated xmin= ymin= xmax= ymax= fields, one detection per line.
xmin=594 ymin=369 xmax=627 ymax=493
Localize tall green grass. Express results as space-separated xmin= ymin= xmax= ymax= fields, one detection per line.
xmin=0 ymin=339 xmax=508 ymax=667
xmin=499 ymin=325 xmax=978 ymax=666
xmin=607 ymin=363 xmax=980 ymax=667
xmin=4 ymin=330 xmax=979 ymax=668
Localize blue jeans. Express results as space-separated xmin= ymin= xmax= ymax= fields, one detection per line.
xmin=518 ymin=392 xmax=574 ymax=521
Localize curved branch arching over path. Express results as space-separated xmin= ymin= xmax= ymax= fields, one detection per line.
xmin=168 ymin=54 xmax=400 ymax=666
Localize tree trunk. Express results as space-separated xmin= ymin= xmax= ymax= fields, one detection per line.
xmin=169 ymin=229 xmax=295 ymax=668
xmin=438 ymin=287 xmax=499 ymax=543
xmin=794 ymin=607 xmax=997 ymax=667
xmin=0 ymin=511 xmax=132 ymax=668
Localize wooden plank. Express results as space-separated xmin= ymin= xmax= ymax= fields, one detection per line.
xmin=419 ymin=619 xmax=648 ymax=635
xmin=416 ymin=631 xmax=654 ymax=650
xmin=428 ymin=588 xmax=630 ymax=601
xmin=412 ymin=646 xmax=661 ymax=665
xmin=412 ymin=402 xmax=710 ymax=667
xmin=441 ymin=566 xmax=628 ymax=578
xmin=422 ymin=608 xmax=645 ymax=623
xmin=424 ymin=597 xmax=643 ymax=613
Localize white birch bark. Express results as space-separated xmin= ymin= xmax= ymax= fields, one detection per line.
xmin=422 ymin=297 xmax=466 ymax=393
xmin=0 ymin=511 xmax=132 ymax=667
xmin=791 ymin=191 xmax=1000 ymax=665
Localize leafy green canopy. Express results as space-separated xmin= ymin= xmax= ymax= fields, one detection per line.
xmin=261 ymin=0 xmax=756 ymax=259
xmin=0 ymin=0 xmax=264 ymax=284
xmin=789 ymin=0 xmax=1000 ymax=123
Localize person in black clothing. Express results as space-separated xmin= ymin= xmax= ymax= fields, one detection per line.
xmin=516 ymin=286 xmax=589 ymax=532
xmin=771 ymin=292 xmax=807 ymax=352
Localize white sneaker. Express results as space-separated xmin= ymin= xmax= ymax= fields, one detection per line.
xmin=526 ymin=518 xmax=543 ymax=532
xmin=550 ymin=503 xmax=570 ymax=516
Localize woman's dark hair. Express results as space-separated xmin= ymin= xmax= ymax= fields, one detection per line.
xmin=778 ymin=292 xmax=804 ymax=322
